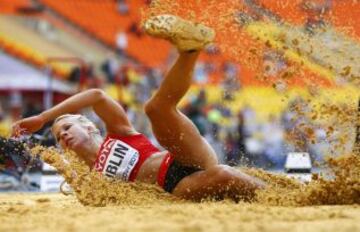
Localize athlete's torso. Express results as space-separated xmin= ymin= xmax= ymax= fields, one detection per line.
xmin=134 ymin=151 xmax=168 ymax=184
xmin=93 ymin=133 xmax=167 ymax=184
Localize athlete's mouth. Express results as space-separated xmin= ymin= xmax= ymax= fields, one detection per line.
xmin=65 ymin=138 xmax=73 ymax=147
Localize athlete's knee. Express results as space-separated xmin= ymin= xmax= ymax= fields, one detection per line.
xmin=144 ymin=99 xmax=174 ymax=118
xmin=144 ymin=100 xmax=159 ymax=117
xmin=211 ymin=165 xmax=236 ymax=186
xmin=214 ymin=165 xmax=266 ymax=191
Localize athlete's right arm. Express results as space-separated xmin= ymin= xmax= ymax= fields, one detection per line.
xmin=12 ymin=88 xmax=134 ymax=135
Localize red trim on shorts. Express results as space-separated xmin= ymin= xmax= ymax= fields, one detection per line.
xmin=157 ymin=153 xmax=174 ymax=188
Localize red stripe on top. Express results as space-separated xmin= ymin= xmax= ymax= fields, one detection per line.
xmin=93 ymin=138 xmax=115 ymax=172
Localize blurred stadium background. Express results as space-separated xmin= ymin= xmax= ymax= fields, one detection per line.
xmin=0 ymin=0 xmax=359 ymax=192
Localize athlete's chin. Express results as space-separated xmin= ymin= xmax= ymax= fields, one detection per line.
xmin=72 ymin=145 xmax=84 ymax=152
xmin=69 ymin=142 xmax=83 ymax=151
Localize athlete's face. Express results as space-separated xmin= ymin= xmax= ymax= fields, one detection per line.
xmin=52 ymin=117 xmax=92 ymax=152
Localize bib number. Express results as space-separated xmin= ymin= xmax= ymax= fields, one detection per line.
xmin=95 ymin=138 xmax=139 ymax=181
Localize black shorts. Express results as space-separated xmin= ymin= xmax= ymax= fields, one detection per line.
xmin=163 ymin=160 xmax=202 ymax=193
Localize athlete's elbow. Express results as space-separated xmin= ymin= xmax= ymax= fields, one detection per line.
xmin=87 ymin=88 xmax=107 ymax=101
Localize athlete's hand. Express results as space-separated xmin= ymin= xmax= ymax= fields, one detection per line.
xmin=12 ymin=115 xmax=45 ymax=137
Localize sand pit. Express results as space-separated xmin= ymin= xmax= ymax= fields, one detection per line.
xmin=0 ymin=147 xmax=357 ymax=232
xmin=0 ymin=193 xmax=359 ymax=232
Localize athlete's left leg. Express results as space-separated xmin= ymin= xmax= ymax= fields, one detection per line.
xmin=143 ymin=15 xmax=218 ymax=169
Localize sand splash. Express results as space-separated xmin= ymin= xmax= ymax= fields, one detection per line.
xmin=245 ymin=153 xmax=360 ymax=206
xmin=143 ymin=0 xmax=360 ymax=88
xmin=30 ymin=145 xmax=359 ymax=207
xmin=31 ymin=146 xmax=177 ymax=207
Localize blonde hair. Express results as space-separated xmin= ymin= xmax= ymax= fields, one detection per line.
xmin=52 ymin=114 xmax=101 ymax=138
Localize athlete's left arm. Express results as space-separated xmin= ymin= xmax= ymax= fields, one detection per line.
xmin=12 ymin=89 xmax=136 ymax=135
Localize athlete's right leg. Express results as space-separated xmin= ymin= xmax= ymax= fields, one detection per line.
xmin=143 ymin=15 xmax=217 ymax=169
xmin=172 ymin=165 xmax=266 ymax=201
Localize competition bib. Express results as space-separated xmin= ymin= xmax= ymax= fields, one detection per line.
xmin=94 ymin=138 xmax=139 ymax=181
